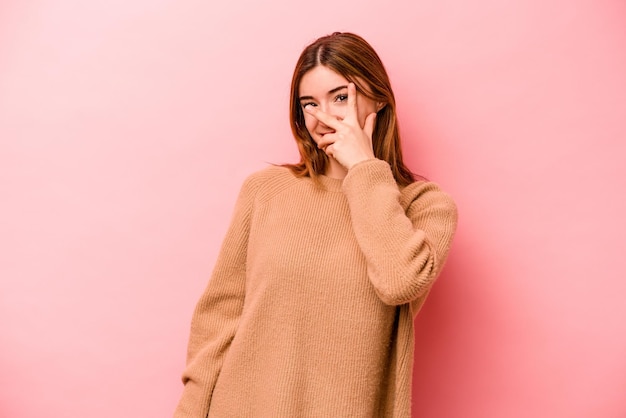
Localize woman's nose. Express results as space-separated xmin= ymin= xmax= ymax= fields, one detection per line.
xmin=320 ymin=103 xmax=345 ymax=121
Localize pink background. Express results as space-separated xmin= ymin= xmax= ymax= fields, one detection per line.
xmin=1 ymin=0 xmax=625 ymax=417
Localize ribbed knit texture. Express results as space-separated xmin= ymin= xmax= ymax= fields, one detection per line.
xmin=174 ymin=159 xmax=458 ymax=418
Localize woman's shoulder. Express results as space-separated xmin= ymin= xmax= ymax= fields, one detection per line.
xmin=399 ymin=179 xmax=457 ymax=215
xmin=243 ymin=164 xmax=297 ymax=187
xmin=239 ymin=165 xmax=300 ymax=202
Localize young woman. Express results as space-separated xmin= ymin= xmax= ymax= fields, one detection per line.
xmin=174 ymin=32 xmax=457 ymax=417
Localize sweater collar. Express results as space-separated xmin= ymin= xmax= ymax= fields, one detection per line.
xmin=318 ymin=174 xmax=344 ymax=192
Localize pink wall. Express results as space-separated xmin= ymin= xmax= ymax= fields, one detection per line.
xmin=1 ymin=0 xmax=625 ymax=417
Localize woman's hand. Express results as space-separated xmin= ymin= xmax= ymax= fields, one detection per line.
xmin=304 ymin=83 xmax=377 ymax=170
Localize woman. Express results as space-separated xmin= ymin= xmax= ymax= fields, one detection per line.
xmin=174 ymin=32 xmax=457 ymax=417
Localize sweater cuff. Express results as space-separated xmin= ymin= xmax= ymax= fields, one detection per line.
xmin=342 ymin=159 xmax=397 ymax=195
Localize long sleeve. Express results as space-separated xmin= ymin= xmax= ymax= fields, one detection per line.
xmin=342 ymin=159 xmax=458 ymax=306
xmin=174 ymin=176 xmax=257 ymax=418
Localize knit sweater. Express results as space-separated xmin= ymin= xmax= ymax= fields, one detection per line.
xmin=174 ymin=159 xmax=457 ymax=417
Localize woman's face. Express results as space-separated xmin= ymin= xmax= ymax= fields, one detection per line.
xmin=298 ymin=65 xmax=380 ymax=145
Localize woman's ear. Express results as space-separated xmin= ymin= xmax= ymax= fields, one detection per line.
xmin=376 ymin=102 xmax=386 ymax=112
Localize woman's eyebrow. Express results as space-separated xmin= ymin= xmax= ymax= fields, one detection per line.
xmin=298 ymin=85 xmax=348 ymax=101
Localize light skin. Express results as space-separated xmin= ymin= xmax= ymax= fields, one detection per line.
xmin=299 ymin=65 xmax=384 ymax=179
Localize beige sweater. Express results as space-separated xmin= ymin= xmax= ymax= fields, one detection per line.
xmin=174 ymin=159 xmax=457 ymax=417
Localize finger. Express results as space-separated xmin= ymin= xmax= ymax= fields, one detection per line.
xmin=363 ymin=112 xmax=376 ymax=140
xmin=347 ymin=82 xmax=358 ymax=122
xmin=304 ymin=106 xmax=341 ymax=129
xmin=325 ymin=143 xmax=335 ymax=158
xmin=316 ymin=134 xmax=336 ymax=150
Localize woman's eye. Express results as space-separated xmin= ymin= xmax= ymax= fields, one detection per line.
xmin=336 ymin=94 xmax=348 ymax=102
xmin=302 ymin=102 xmax=317 ymax=109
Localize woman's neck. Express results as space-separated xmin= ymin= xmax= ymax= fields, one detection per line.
xmin=325 ymin=157 xmax=347 ymax=179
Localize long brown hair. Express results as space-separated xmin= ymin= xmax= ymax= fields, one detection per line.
xmin=284 ymin=32 xmax=415 ymax=187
